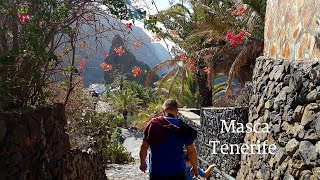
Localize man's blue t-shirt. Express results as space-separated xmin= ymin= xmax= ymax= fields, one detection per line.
xmin=148 ymin=118 xmax=193 ymax=176
xmin=185 ymin=165 xmax=206 ymax=180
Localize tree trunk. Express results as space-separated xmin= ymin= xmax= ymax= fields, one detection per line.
xmin=196 ymin=60 xmax=213 ymax=107
xmin=123 ymin=110 xmax=128 ymax=127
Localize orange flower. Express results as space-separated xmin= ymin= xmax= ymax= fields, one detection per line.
xmin=203 ymin=67 xmax=211 ymax=75
xmin=114 ymin=46 xmax=125 ymax=57
xmin=231 ymin=5 xmax=247 ymax=16
xmin=188 ymin=58 xmax=196 ymax=64
xmin=189 ymin=64 xmax=195 ymax=71
xmin=132 ymin=66 xmax=141 ymax=77
xmin=181 ymin=54 xmax=188 ymax=61
xmin=133 ymin=41 xmax=142 ymax=51
xmin=100 ymin=62 xmax=113 ymax=71
xmin=76 ymin=76 xmax=83 ymax=82
xmin=104 ymin=51 xmax=109 ymax=57
xmin=78 ymin=60 xmax=87 ymax=71
xmin=80 ymin=41 xmax=87 ymax=47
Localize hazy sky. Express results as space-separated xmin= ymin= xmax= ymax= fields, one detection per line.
xmin=154 ymin=0 xmax=171 ymax=10
xmin=132 ymin=0 xmax=186 ymax=14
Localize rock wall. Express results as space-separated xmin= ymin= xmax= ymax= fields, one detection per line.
xmin=181 ymin=107 xmax=248 ymax=178
xmin=0 ymin=104 xmax=106 ymax=180
xmin=264 ymin=0 xmax=320 ymax=60
xmin=237 ymin=57 xmax=320 ymax=180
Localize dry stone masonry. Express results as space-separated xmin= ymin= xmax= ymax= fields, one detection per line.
xmin=237 ymin=0 xmax=320 ymax=179
xmin=0 ymin=104 xmax=106 ymax=180
xmin=237 ymin=58 xmax=320 ymax=179
xmin=264 ymin=0 xmax=320 ymax=60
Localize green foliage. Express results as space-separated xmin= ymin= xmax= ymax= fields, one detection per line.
xmin=112 ymin=114 xmax=125 ymax=127
xmin=243 ymin=0 xmax=267 ymax=18
xmin=136 ymin=101 xmax=163 ymax=129
xmin=109 ymin=90 xmax=143 ymax=113
xmin=100 ymin=134 xmax=133 ymax=164
xmin=71 ymin=111 xmax=132 ymax=164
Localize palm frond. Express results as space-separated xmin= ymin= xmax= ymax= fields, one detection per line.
xmin=167 ymin=68 xmax=181 ymax=98
xmin=157 ymin=67 xmax=180 ymax=95
xmin=145 ymin=59 xmax=182 ymax=86
xmin=225 ymin=40 xmax=263 ymax=95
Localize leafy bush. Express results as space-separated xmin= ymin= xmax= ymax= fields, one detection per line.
xmin=99 ymin=131 xmax=133 ymax=164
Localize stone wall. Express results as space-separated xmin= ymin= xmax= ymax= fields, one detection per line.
xmin=0 ymin=104 xmax=106 ymax=180
xmin=264 ymin=0 xmax=320 ymax=60
xmin=180 ymin=107 xmax=249 ymax=178
xmin=237 ymin=57 xmax=320 ymax=180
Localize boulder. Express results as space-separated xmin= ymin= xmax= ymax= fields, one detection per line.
xmin=301 ymin=103 xmax=320 ymax=125
xmin=306 ymin=89 xmax=320 ymax=102
xmin=293 ymin=105 xmax=304 ymax=122
xmin=285 ymin=139 xmax=299 ymax=155
xmin=298 ymin=141 xmax=317 ymax=166
xmin=300 ymin=170 xmax=312 ymax=180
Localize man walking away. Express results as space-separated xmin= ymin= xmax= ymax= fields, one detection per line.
xmin=139 ymin=99 xmax=199 ymax=180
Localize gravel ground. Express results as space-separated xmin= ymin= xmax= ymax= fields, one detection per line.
xmin=105 ymin=129 xmax=149 ymax=180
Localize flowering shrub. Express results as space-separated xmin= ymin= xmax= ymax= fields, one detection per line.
xmin=226 ymin=28 xmax=251 ymax=46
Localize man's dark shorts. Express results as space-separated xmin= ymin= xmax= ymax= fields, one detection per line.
xmin=150 ymin=171 xmax=186 ymax=180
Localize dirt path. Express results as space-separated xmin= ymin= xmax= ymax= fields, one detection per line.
xmin=105 ymin=129 xmax=149 ymax=180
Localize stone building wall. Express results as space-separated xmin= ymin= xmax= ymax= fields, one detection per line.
xmin=237 ymin=58 xmax=320 ymax=179
xmin=0 ymin=104 xmax=106 ymax=180
xmin=180 ymin=107 xmax=249 ymax=178
xmin=264 ymin=0 xmax=320 ymax=60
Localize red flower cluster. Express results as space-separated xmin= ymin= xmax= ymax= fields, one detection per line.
xmin=203 ymin=67 xmax=211 ymax=75
xmin=132 ymin=66 xmax=141 ymax=77
xmin=19 ymin=13 xmax=30 ymax=24
xmin=100 ymin=62 xmax=113 ymax=72
xmin=104 ymin=51 xmax=109 ymax=57
xmin=231 ymin=5 xmax=247 ymax=16
xmin=126 ymin=23 xmax=133 ymax=30
xmin=114 ymin=46 xmax=125 ymax=57
xmin=78 ymin=60 xmax=87 ymax=71
xmin=226 ymin=29 xmax=251 ymax=46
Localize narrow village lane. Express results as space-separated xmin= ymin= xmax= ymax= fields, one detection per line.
xmin=105 ymin=129 xmax=149 ymax=180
